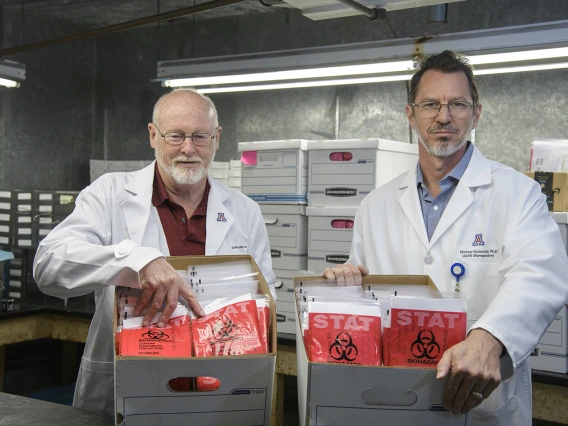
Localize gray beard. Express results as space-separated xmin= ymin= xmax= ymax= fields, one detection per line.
xmin=417 ymin=126 xmax=472 ymax=158
xmin=155 ymin=149 xmax=215 ymax=185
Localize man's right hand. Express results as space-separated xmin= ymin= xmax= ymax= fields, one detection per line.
xmin=322 ymin=263 xmax=369 ymax=286
xmin=134 ymin=258 xmax=205 ymax=327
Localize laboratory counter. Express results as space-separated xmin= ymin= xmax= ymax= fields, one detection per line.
xmin=0 ymin=391 xmax=114 ymax=425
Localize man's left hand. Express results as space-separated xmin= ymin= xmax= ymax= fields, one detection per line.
xmin=436 ymin=329 xmax=504 ymax=415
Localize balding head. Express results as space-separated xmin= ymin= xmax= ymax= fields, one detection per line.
xmin=152 ymin=88 xmax=219 ymax=129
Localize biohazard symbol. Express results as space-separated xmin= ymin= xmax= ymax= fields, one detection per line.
xmin=329 ymin=332 xmax=358 ymax=362
xmin=213 ymin=316 xmax=238 ymax=340
xmin=411 ymin=330 xmax=440 ymax=359
xmin=141 ymin=330 xmax=169 ymax=340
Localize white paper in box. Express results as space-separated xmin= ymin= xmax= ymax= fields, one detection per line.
xmin=295 ymin=275 xmax=468 ymax=426
xmin=306 ymin=206 xmax=357 ymax=274
xmin=238 ymin=140 xmax=309 ymax=204
xmin=115 ymin=255 xmax=276 ymax=426
xmin=261 ymin=204 xmax=308 ymax=271
xmin=307 ymin=139 xmax=418 ymax=207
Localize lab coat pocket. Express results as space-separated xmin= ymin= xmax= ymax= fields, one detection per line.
xmin=471 ymin=395 xmax=519 ymax=425
xmin=463 ymin=262 xmax=500 ymax=322
xmin=74 ymin=356 xmax=114 ymax=416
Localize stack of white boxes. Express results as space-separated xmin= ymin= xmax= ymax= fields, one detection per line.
xmin=306 ymin=139 xmax=419 ymax=273
xmin=89 ymin=160 xmax=153 ymax=182
xmin=0 ymin=191 xmax=11 ymax=251
xmin=530 ymin=212 xmax=568 ymax=373
xmin=238 ymin=140 xmax=311 ymax=335
xmin=209 ymin=161 xmax=230 ymax=186
xmin=228 ymin=160 xmax=242 ymax=192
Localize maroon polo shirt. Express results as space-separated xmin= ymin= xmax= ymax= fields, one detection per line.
xmin=152 ymin=164 xmax=210 ymax=256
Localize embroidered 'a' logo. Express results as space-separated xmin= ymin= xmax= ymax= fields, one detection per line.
xmin=217 ymin=212 xmax=227 ymax=222
xmin=472 ymin=234 xmax=485 ymax=246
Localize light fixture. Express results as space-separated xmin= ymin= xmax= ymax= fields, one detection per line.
xmin=0 ymin=60 xmax=26 ymax=88
xmin=156 ymin=20 xmax=568 ymax=94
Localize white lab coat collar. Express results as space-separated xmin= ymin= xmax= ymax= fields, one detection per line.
xmin=397 ymin=146 xmax=492 ymax=249
xmin=120 ymin=162 xmax=233 ymax=255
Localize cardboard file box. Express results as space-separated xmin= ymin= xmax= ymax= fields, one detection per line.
xmin=307 ymin=139 xmax=418 ymax=207
xmin=307 ymin=206 xmax=357 ymax=274
xmin=274 ymin=269 xmax=313 ymax=335
xmin=295 ymin=275 xmax=468 ymax=426
xmin=261 ymin=204 xmax=308 ymax=271
xmin=239 ymin=140 xmax=309 ymax=204
xmin=525 ymin=172 xmax=568 ymax=212
xmin=115 ymin=255 xmax=276 ymax=426
xmin=6 ymin=248 xmax=24 ymax=300
xmin=530 ymin=305 xmax=568 ymax=373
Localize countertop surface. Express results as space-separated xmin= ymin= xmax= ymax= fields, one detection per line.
xmin=0 ymin=392 xmax=114 ymax=425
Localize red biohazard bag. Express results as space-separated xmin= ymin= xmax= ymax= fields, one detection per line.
xmin=119 ymin=314 xmax=192 ymax=357
xmin=192 ymin=299 xmax=263 ymax=357
xmin=308 ymin=302 xmax=381 ymax=366
xmin=388 ymin=298 xmax=467 ymax=368
xmin=196 ymin=376 xmax=221 ymax=391
xmin=256 ymin=298 xmax=270 ymax=354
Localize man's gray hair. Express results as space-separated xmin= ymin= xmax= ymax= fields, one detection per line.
xmin=152 ymin=88 xmax=219 ymax=127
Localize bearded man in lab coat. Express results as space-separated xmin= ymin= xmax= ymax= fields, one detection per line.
xmin=33 ymin=88 xmax=276 ymax=416
xmin=324 ymin=50 xmax=568 ymax=425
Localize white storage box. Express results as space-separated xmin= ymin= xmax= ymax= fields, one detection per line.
xmin=238 ymin=140 xmax=309 ymax=204
xmin=295 ymin=275 xmax=468 ymax=426
xmin=210 ymin=161 xmax=230 ymax=170
xmin=530 ymin=305 xmax=568 ymax=373
xmin=115 ymin=255 xmax=276 ymax=426
xmin=209 ymin=169 xmax=230 ymax=179
xmin=274 ymin=268 xmax=313 ymax=335
xmin=261 ymin=204 xmax=308 ymax=271
xmin=307 ymin=139 xmax=418 ymax=207
xmin=307 ymin=206 xmax=357 ymax=274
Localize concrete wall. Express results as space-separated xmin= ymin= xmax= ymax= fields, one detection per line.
xmin=1 ymin=0 xmax=568 ymax=191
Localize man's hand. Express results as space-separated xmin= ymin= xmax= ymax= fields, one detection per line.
xmin=436 ymin=329 xmax=503 ymax=415
xmin=322 ymin=263 xmax=369 ymax=286
xmin=134 ymin=258 xmax=205 ymax=327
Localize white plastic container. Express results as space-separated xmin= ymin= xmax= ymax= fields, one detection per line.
xmin=260 ymin=204 xmax=308 ymax=271
xmin=307 ymin=139 xmax=418 ymax=207
xmin=306 ymin=206 xmax=357 ymax=273
xmin=238 ymin=140 xmax=309 ymax=204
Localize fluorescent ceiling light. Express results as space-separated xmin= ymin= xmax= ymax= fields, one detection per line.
xmin=158 ymin=20 xmax=568 ymax=93
xmin=164 ymin=60 xmax=414 ymax=87
xmin=197 ymin=73 xmax=413 ymax=94
xmin=473 ymin=62 xmax=568 ymax=76
xmin=468 ymin=47 xmax=568 ymax=65
xmin=0 ymin=77 xmax=20 ymax=88
xmin=0 ymin=60 xmax=25 ymax=88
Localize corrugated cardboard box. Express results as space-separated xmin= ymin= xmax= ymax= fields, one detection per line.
xmin=114 ymin=255 xmax=276 ymax=426
xmin=295 ymin=275 xmax=468 ymax=426
xmin=525 ymin=172 xmax=568 ymax=212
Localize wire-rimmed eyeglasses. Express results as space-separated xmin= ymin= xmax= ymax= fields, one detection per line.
xmin=152 ymin=123 xmax=217 ymax=147
xmin=411 ymin=101 xmax=475 ymax=118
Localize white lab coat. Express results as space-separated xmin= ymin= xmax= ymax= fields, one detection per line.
xmin=349 ymin=147 xmax=568 ymax=425
xmin=33 ymin=162 xmax=276 ymax=416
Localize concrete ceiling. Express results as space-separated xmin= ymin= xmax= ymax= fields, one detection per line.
xmin=2 ymin=0 xmax=277 ymax=29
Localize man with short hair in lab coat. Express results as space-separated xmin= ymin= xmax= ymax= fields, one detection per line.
xmin=33 ymin=88 xmax=276 ymax=416
xmin=324 ymin=50 xmax=568 ymax=425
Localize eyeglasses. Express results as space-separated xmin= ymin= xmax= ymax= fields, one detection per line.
xmin=152 ymin=123 xmax=217 ymax=147
xmin=411 ymin=101 xmax=474 ymax=118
